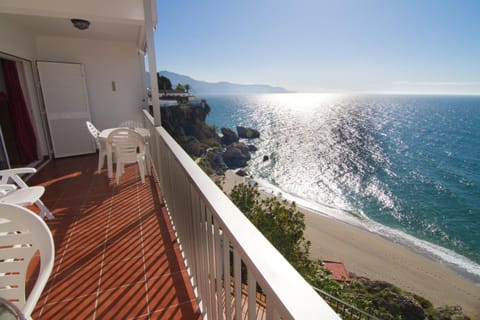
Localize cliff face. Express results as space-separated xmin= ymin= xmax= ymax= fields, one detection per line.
xmin=160 ymin=103 xmax=220 ymax=157
xmin=158 ymin=102 xmax=259 ymax=175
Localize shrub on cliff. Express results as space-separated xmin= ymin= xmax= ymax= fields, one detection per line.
xmin=229 ymin=183 xmax=340 ymax=292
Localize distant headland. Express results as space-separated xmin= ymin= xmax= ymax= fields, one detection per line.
xmin=147 ymin=70 xmax=290 ymax=95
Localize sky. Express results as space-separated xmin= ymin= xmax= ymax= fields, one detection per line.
xmin=154 ymin=0 xmax=480 ymax=94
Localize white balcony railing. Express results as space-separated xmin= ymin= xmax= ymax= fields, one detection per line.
xmin=143 ymin=110 xmax=340 ymax=319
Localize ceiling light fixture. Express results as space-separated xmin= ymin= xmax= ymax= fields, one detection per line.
xmin=71 ymin=18 xmax=90 ymax=30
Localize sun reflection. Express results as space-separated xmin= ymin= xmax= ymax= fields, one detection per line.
xmin=257 ymin=93 xmax=343 ymax=114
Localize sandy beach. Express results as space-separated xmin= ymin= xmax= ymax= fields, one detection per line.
xmin=222 ymin=170 xmax=480 ymax=318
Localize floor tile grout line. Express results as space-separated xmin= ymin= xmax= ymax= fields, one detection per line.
xmin=92 ymin=182 xmax=115 ymax=320
xmin=137 ymin=179 xmax=152 ymax=320
xmin=36 ymin=181 xmax=90 ymax=319
xmin=149 ymin=298 xmax=200 ymax=317
xmin=41 ymin=292 xmax=97 ymax=306
xmin=88 ymin=267 xmax=190 ymax=294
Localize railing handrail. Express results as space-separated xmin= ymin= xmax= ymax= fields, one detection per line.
xmin=156 ymin=126 xmax=339 ymax=319
xmin=142 ymin=109 xmax=340 ymax=319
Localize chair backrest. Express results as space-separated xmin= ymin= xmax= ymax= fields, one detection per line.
xmin=85 ymin=121 xmax=99 ymax=138
xmin=0 ymin=168 xmax=36 ymax=188
xmin=107 ymin=128 xmax=145 ymax=163
xmin=0 ymin=204 xmax=55 ymax=317
xmin=86 ymin=121 xmax=102 ymax=150
xmin=0 ymin=184 xmax=17 ymax=198
xmin=118 ymin=120 xmax=144 ymax=129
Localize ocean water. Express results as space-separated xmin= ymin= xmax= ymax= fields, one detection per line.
xmin=204 ymin=93 xmax=480 ymax=282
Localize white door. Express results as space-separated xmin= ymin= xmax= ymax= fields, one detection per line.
xmin=37 ymin=61 xmax=95 ymax=158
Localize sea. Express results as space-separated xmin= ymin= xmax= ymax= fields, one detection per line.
xmin=203 ymin=93 xmax=480 ymax=283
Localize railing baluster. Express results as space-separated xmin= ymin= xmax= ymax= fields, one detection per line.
xmin=200 ymin=202 xmax=213 ymax=317
xmin=233 ymin=250 xmax=242 ymax=319
xmin=192 ymin=187 xmax=207 ymax=314
xmin=214 ymin=223 xmax=224 ymax=320
xmin=265 ymin=294 xmax=277 ymax=320
xmin=247 ymin=269 xmax=257 ymax=320
xmin=188 ymin=184 xmax=200 ymax=301
xmin=206 ymin=208 xmax=218 ymax=320
xmin=223 ymin=236 xmax=232 ymax=319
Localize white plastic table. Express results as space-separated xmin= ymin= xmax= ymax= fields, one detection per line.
xmin=98 ymin=127 xmax=150 ymax=178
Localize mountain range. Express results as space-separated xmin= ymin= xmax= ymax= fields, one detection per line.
xmin=147 ymin=71 xmax=289 ymax=95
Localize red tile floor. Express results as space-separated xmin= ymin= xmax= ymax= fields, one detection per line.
xmin=27 ymin=154 xmax=202 ymax=319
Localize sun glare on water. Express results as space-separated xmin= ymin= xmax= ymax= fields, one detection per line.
xmin=259 ymin=93 xmax=342 ymax=113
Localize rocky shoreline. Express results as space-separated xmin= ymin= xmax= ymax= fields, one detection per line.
xmin=158 ymin=101 xmax=260 ymax=176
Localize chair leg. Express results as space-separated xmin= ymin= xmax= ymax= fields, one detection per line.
xmin=116 ymin=162 xmax=121 ymax=185
xmin=36 ymin=199 xmax=55 ymax=220
xmin=145 ymin=149 xmax=151 ymax=176
xmin=97 ymin=156 xmax=103 ymax=173
xmin=138 ymin=160 xmax=145 ymax=183
xmin=98 ymin=150 xmax=106 ymax=173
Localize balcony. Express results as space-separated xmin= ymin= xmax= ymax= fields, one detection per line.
xmin=2 ymin=2 xmax=336 ymax=318
xmin=27 ymin=154 xmax=201 ymax=319
xmin=23 ymin=111 xmax=340 ymax=319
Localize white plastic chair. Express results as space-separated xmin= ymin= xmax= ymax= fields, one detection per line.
xmin=86 ymin=121 xmax=107 ymax=173
xmin=118 ymin=120 xmax=144 ymax=129
xmin=0 ymin=168 xmax=54 ymax=220
xmin=107 ymin=128 xmax=146 ymax=184
xmin=0 ymin=203 xmax=55 ymax=319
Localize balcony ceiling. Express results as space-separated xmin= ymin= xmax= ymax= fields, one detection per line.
xmin=0 ymin=12 xmax=142 ymax=43
xmin=0 ymin=0 xmax=153 ymax=46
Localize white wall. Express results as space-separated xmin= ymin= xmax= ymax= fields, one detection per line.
xmin=0 ymin=13 xmax=148 ymax=160
xmin=35 ymin=36 xmax=147 ymax=130
xmin=0 ymin=14 xmax=36 ymax=60
xmin=0 ymin=16 xmax=50 ymax=158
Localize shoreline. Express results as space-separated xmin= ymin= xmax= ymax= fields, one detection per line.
xmin=221 ymin=170 xmax=480 ymax=318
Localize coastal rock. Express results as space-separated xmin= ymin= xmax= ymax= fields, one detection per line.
xmin=237 ymin=126 xmax=260 ymax=139
xmin=236 ymin=169 xmax=248 ymax=177
xmin=434 ymin=305 xmax=470 ymax=319
xmin=359 ymin=278 xmax=426 ymax=320
xmin=172 ymin=126 xmax=185 ymax=137
xmin=220 ymin=127 xmax=239 ymax=145
xmin=160 ymin=103 xmax=220 ymax=147
xmin=179 ymin=136 xmax=209 ymax=157
xmin=201 ymin=148 xmax=228 ymax=175
xmin=223 ymin=142 xmax=251 ymax=168
xmin=248 ymin=144 xmax=257 ymax=152
xmin=385 ymin=293 xmax=425 ymax=320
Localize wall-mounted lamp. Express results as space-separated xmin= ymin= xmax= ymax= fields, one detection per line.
xmin=71 ymin=19 xmax=90 ymax=30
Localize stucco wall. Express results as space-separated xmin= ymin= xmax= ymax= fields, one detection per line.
xmin=0 ymin=14 xmax=36 ymax=59
xmin=35 ymin=36 xmax=147 ymax=130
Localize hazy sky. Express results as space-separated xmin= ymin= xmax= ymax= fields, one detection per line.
xmin=155 ymin=0 xmax=480 ymax=94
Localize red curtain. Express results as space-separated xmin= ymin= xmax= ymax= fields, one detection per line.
xmin=1 ymin=59 xmax=38 ymax=163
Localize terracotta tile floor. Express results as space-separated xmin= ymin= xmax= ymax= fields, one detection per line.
xmin=27 ymin=154 xmax=202 ymax=320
